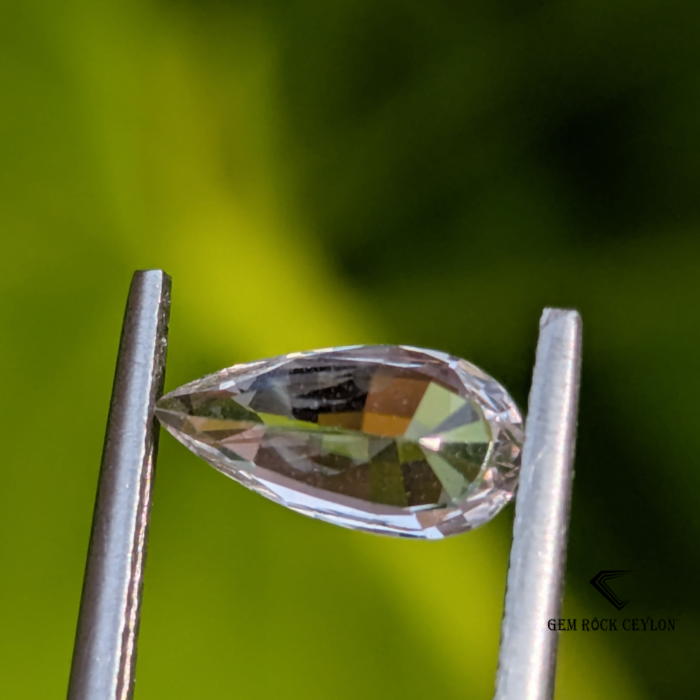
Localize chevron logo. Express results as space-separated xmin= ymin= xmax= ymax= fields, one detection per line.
xmin=589 ymin=570 xmax=632 ymax=610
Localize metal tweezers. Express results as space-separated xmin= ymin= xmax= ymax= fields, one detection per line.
xmin=67 ymin=269 xmax=582 ymax=700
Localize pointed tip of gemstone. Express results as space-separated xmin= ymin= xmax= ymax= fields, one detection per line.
xmin=156 ymin=345 xmax=523 ymax=539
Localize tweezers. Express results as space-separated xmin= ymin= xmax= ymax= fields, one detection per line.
xmin=66 ymin=269 xmax=582 ymax=700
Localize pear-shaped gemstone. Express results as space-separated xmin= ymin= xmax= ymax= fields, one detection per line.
xmin=156 ymin=345 xmax=523 ymax=539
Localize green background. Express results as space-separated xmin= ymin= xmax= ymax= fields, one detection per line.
xmin=1 ymin=0 xmax=698 ymax=697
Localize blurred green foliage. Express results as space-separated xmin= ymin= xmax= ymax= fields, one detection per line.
xmin=1 ymin=0 xmax=698 ymax=697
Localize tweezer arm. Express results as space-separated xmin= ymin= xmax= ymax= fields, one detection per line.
xmin=68 ymin=270 xmax=171 ymax=700
xmin=494 ymin=308 xmax=582 ymax=700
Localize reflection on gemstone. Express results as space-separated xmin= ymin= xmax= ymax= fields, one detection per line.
xmin=155 ymin=345 xmax=523 ymax=539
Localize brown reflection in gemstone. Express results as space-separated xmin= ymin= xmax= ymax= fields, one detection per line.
xmin=367 ymin=443 xmax=408 ymax=507
xmin=364 ymin=374 xmax=430 ymax=418
xmin=361 ymin=413 xmax=411 ymax=437
xmin=401 ymin=460 xmax=444 ymax=506
xmin=317 ymin=411 xmax=363 ymax=430
xmin=315 ymin=464 xmax=372 ymax=503
xmin=256 ymin=444 xmax=374 ymax=502
xmin=255 ymin=445 xmax=307 ymax=481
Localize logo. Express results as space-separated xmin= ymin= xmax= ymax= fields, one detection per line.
xmin=590 ymin=570 xmax=632 ymax=610
xmin=548 ymin=570 xmax=678 ymax=632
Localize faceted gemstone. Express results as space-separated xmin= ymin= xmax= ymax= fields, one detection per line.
xmin=155 ymin=345 xmax=523 ymax=539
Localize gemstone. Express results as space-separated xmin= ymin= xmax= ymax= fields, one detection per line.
xmin=155 ymin=345 xmax=523 ymax=539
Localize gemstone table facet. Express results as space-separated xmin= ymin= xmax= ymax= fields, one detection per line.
xmin=155 ymin=345 xmax=523 ymax=539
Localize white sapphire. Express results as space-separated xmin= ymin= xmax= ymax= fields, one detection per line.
xmin=155 ymin=345 xmax=523 ymax=539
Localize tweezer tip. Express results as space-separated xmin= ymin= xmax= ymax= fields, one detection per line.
xmin=540 ymin=307 xmax=581 ymax=329
xmin=134 ymin=268 xmax=171 ymax=283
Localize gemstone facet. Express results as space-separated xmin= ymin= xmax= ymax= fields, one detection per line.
xmin=155 ymin=345 xmax=523 ymax=539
